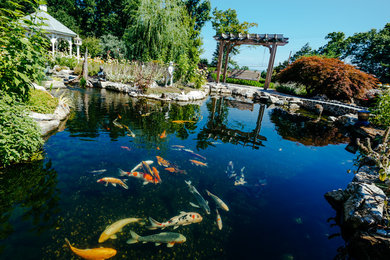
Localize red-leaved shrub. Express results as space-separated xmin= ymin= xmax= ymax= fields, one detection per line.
xmin=276 ymin=56 xmax=379 ymax=101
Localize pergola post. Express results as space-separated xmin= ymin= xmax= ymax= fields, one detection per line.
xmin=222 ymin=43 xmax=234 ymax=83
xmin=264 ymin=43 xmax=278 ymax=90
xmin=216 ymin=41 xmax=225 ymax=84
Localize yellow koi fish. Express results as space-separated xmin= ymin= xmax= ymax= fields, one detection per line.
xmin=189 ymin=159 xmax=207 ymax=167
xmin=98 ymin=218 xmax=143 ymax=243
xmin=156 ymin=156 xmax=171 ymax=167
xmin=171 ymin=120 xmax=195 ymax=124
xmin=216 ymin=209 xmax=223 ymax=230
xmin=65 ymin=238 xmax=116 ymax=260
xmin=97 ymin=177 xmax=128 ymax=189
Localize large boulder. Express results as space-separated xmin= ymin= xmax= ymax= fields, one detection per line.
xmin=343 ymin=182 xmax=386 ymax=228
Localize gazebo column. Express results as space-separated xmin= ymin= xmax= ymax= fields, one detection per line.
xmin=264 ymin=43 xmax=278 ymax=90
xmin=216 ymin=41 xmax=225 ymax=84
xmin=50 ymin=36 xmax=57 ymax=58
xmin=68 ymin=38 xmax=73 ymax=56
xmin=222 ymin=43 xmax=234 ymax=83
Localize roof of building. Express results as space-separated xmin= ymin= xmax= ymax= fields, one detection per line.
xmin=23 ymin=10 xmax=77 ymax=38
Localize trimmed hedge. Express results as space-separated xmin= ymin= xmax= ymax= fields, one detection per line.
xmin=211 ymin=73 xmax=272 ymax=88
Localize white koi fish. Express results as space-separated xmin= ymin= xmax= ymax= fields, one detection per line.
xmin=216 ymin=209 xmax=222 ymax=230
xmin=98 ymin=218 xmax=143 ymax=243
xmin=147 ymin=212 xmax=202 ymax=230
xmin=206 ymin=190 xmax=229 ymax=212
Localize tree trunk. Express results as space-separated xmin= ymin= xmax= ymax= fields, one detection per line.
xmin=82 ymin=48 xmax=88 ymax=80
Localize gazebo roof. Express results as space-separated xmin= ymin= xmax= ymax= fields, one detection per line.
xmin=214 ymin=33 xmax=289 ymax=46
xmin=23 ymin=9 xmax=77 ymax=38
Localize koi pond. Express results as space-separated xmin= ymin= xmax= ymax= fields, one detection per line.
xmin=0 ymin=88 xmax=357 ymax=259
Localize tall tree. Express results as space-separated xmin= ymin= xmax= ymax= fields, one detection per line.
xmin=182 ymin=0 xmax=211 ymax=33
xmin=345 ymin=24 xmax=390 ymax=83
xmin=318 ymin=32 xmax=347 ymax=58
xmin=211 ymin=8 xmax=257 ymax=67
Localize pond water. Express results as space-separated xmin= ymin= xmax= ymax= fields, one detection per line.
xmin=0 ymin=88 xmax=357 ymax=259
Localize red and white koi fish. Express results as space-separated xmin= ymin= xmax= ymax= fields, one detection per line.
xmin=206 ymin=190 xmax=229 ymax=211
xmin=119 ymin=169 xmax=161 ymax=185
xmin=147 ymin=212 xmax=202 ymax=230
xmin=216 ymin=209 xmax=222 ymax=230
xmin=97 ymin=177 xmax=128 ymax=189
xmin=189 ymin=159 xmax=207 ymax=167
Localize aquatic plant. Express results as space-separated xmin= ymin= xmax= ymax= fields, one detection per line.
xmin=356 ymin=127 xmax=390 ymax=181
xmin=25 ymin=89 xmax=59 ymax=114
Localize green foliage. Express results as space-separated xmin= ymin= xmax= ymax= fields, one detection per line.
xmin=277 ymin=56 xmax=378 ymax=101
xmin=52 ymin=54 xmax=79 ymax=69
xmin=124 ymin=0 xmax=191 ymax=62
xmin=25 ymin=89 xmax=59 ymax=114
xmin=318 ymin=32 xmax=347 ymax=58
xmin=79 ymin=77 xmax=86 ymax=88
xmin=275 ymin=84 xmax=307 ymax=96
xmin=81 ymin=37 xmax=102 ymax=58
xmin=0 ymin=94 xmax=44 ymax=167
xmin=0 ymin=0 xmax=49 ymax=101
xmin=371 ymin=90 xmax=390 ymax=127
xmin=210 ymin=73 xmax=266 ymax=88
xmin=183 ymin=0 xmax=211 ymax=33
xmin=100 ymin=34 xmax=126 ymax=59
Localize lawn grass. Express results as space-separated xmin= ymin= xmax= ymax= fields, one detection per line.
xmin=26 ymin=89 xmax=59 ymax=114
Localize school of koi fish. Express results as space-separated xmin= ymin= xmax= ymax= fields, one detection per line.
xmin=65 ymin=116 xmax=236 ymax=260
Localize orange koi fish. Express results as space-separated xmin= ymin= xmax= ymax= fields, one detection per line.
xmin=164 ymin=167 xmax=186 ymax=175
xmin=156 ymin=156 xmax=170 ymax=167
xmin=65 ymin=238 xmax=117 ymax=260
xmin=121 ymin=146 xmax=131 ymax=151
xmin=159 ymin=130 xmax=167 ymax=139
xmin=118 ymin=114 xmax=122 ymax=119
xmin=189 ymin=159 xmax=207 ymax=167
xmin=171 ymin=120 xmax=195 ymax=124
xmin=142 ymin=161 xmax=154 ymax=176
xmin=97 ymin=177 xmax=128 ymax=189
xmin=152 ymin=167 xmax=161 ymax=182
xmin=156 ymin=146 xmax=160 ymax=150
xmin=164 ymin=167 xmax=176 ymax=173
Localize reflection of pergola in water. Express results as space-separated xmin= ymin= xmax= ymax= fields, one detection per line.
xmin=199 ymin=98 xmax=267 ymax=149
xmin=214 ymin=33 xmax=289 ymax=89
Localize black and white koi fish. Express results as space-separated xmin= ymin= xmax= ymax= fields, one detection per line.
xmin=185 ymin=180 xmax=210 ymax=214
xmin=147 ymin=211 xmax=202 ymax=230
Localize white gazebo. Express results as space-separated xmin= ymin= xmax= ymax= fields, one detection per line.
xmin=23 ymin=5 xmax=82 ymax=58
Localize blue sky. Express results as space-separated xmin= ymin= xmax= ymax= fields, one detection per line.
xmin=200 ymin=0 xmax=390 ymax=71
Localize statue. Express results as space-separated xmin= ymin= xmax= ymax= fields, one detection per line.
xmin=165 ymin=61 xmax=174 ymax=87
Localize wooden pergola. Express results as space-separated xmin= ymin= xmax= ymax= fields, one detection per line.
xmin=214 ymin=33 xmax=289 ymax=89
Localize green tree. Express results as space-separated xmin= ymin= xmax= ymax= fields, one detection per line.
xmin=183 ymin=0 xmax=211 ymax=33
xmin=100 ymin=34 xmax=126 ymax=59
xmin=81 ymin=36 xmax=102 ymax=58
xmin=345 ymin=23 xmax=390 ymax=83
xmin=0 ymin=0 xmax=49 ymax=101
xmin=318 ymin=32 xmax=347 ymax=58
xmin=211 ymin=8 xmax=257 ymax=67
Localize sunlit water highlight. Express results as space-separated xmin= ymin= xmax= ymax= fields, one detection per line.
xmin=0 ymin=88 xmax=356 ymax=259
